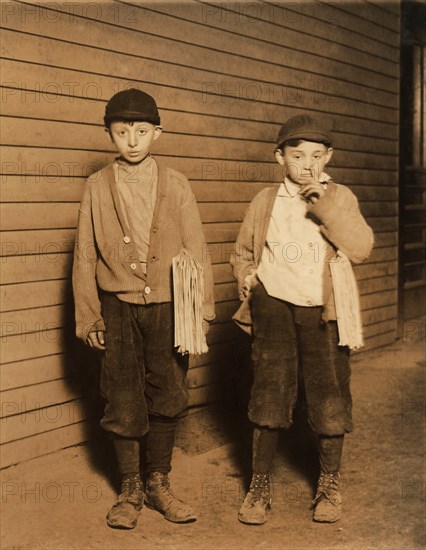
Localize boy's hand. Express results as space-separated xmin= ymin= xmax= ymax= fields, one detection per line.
xmin=87 ymin=330 xmax=106 ymax=350
xmin=242 ymin=270 xmax=258 ymax=298
xmin=241 ymin=281 xmax=250 ymax=298
xmin=298 ymin=181 xmax=326 ymax=204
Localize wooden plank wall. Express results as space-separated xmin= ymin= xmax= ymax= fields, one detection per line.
xmin=0 ymin=0 xmax=401 ymax=468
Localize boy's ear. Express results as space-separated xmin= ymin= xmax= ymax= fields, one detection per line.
xmin=325 ymin=147 xmax=334 ymax=164
xmin=105 ymin=127 xmax=114 ymax=142
xmin=274 ymin=148 xmax=285 ymax=166
xmin=153 ymin=126 xmax=163 ymax=141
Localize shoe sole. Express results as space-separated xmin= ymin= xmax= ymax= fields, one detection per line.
xmin=145 ymin=499 xmax=197 ymax=523
xmin=106 ymin=519 xmax=138 ymax=529
xmin=238 ymin=515 xmax=267 ymax=525
xmin=313 ymin=515 xmax=341 ymax=523
xmin=106 ymin=513 xmax=140 ymax=530
xmin=106 ymin=502 xmax=143 ymax=529
xmin=238 ymin=502 xmax=271 ymax=525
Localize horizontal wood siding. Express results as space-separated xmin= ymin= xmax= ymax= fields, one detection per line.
xmin=1 ymin=0 xmax=400 ymax=467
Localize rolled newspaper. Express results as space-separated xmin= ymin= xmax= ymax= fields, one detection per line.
xmin=329 ymin=250 xmax=364 ymax=350
xmin=172 ymin=248 xmax=208 ymax=355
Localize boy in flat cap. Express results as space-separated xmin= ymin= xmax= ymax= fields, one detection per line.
xmin=73 ymin=88 xmax=215 ymax=529
xmin=231 ymin=114 xmax=374 ymax=524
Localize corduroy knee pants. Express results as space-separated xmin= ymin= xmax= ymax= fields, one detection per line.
xmin=99 ymin=292 xmax=189 ymax=438
xmin=248 ymin=282 xmax=353 ymax=435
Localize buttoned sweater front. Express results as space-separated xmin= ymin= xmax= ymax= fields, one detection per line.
xmin=115 ymin=154 xmax=157 ymax=277
xmin=73 ymin=158 xmax=215 ymax=341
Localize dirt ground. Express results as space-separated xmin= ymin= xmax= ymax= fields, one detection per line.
xmin=1 ymin=331 xmax=425 ymax=550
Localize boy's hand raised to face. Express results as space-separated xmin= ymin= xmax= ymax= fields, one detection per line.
xmin=298 ymin=179 xmax=326 ymax=204
xmin=87 ymin=330 xmax=106 ymax=350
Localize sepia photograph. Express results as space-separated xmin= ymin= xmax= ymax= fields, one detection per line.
xmin=0 ymin=0 xmax=425 ymax=548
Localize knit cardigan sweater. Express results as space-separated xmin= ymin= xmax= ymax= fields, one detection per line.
xmin=73 ymin=159 xmax=215 ymax=342
xmin=230 ymin=181 xmax=374 ymax=331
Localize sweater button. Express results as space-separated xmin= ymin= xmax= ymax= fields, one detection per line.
xmin=123 ymin=236 xmax=131 ymax=244
xmin=130 ymin=263 xmax=137 ymax=270
xmin=152 ymin=227 xmax=158 ymax=233
xmin=144 ymin=286 xmax=151 ymax=295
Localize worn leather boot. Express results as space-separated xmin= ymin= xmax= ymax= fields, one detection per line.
xmin=106 ymin=473 xmax=144 ymax=529
xmin=238 ymin=473 xmax=271 ymax=525
xmin=313 ymin=472 xmax=342 ymax=523
xmin=145 ymin=471 xmax=197 ymax=523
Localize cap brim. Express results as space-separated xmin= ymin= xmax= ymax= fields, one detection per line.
xmin=277 ymin=131 xmax=332 ymax=147
xmin=105 ymin=112 xmax=161 ymax=125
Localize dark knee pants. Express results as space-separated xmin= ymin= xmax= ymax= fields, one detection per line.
xmin=99 ymin=292 xmax=189 ymax=438
xmin=249 ymin=282 xmax=353 ymax=435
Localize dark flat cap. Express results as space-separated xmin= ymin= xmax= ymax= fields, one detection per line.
xmin=277 ymin=114 xmax=333 ymax=148
xmin=104 ymin=88 xmax=160 ymax=127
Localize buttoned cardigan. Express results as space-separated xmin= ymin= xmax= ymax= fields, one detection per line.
xmin=73 ymin=159 xmax=215 ymax=342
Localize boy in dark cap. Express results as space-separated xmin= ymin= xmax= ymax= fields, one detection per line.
xmin=73 ymin=88 xmax=215 ymax=529
xmin=231 ymin=114 xmax=374 ymax=524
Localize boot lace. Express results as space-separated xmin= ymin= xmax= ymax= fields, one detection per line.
xmin=149 ymin=473 xmax=178 ymax=505
xmin=120 ymin=475 xmax=144 ymax=506
xmin=247 ymin=473 xmax=271 ymax=504
xmin=313 ymin=472 xmax=340 ymax=505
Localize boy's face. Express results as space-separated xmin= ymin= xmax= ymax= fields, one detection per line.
xmin=275 ymin=140 xmax=333 ymax=186
xmin=109 ymin=121 xmax=162 ymax=163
